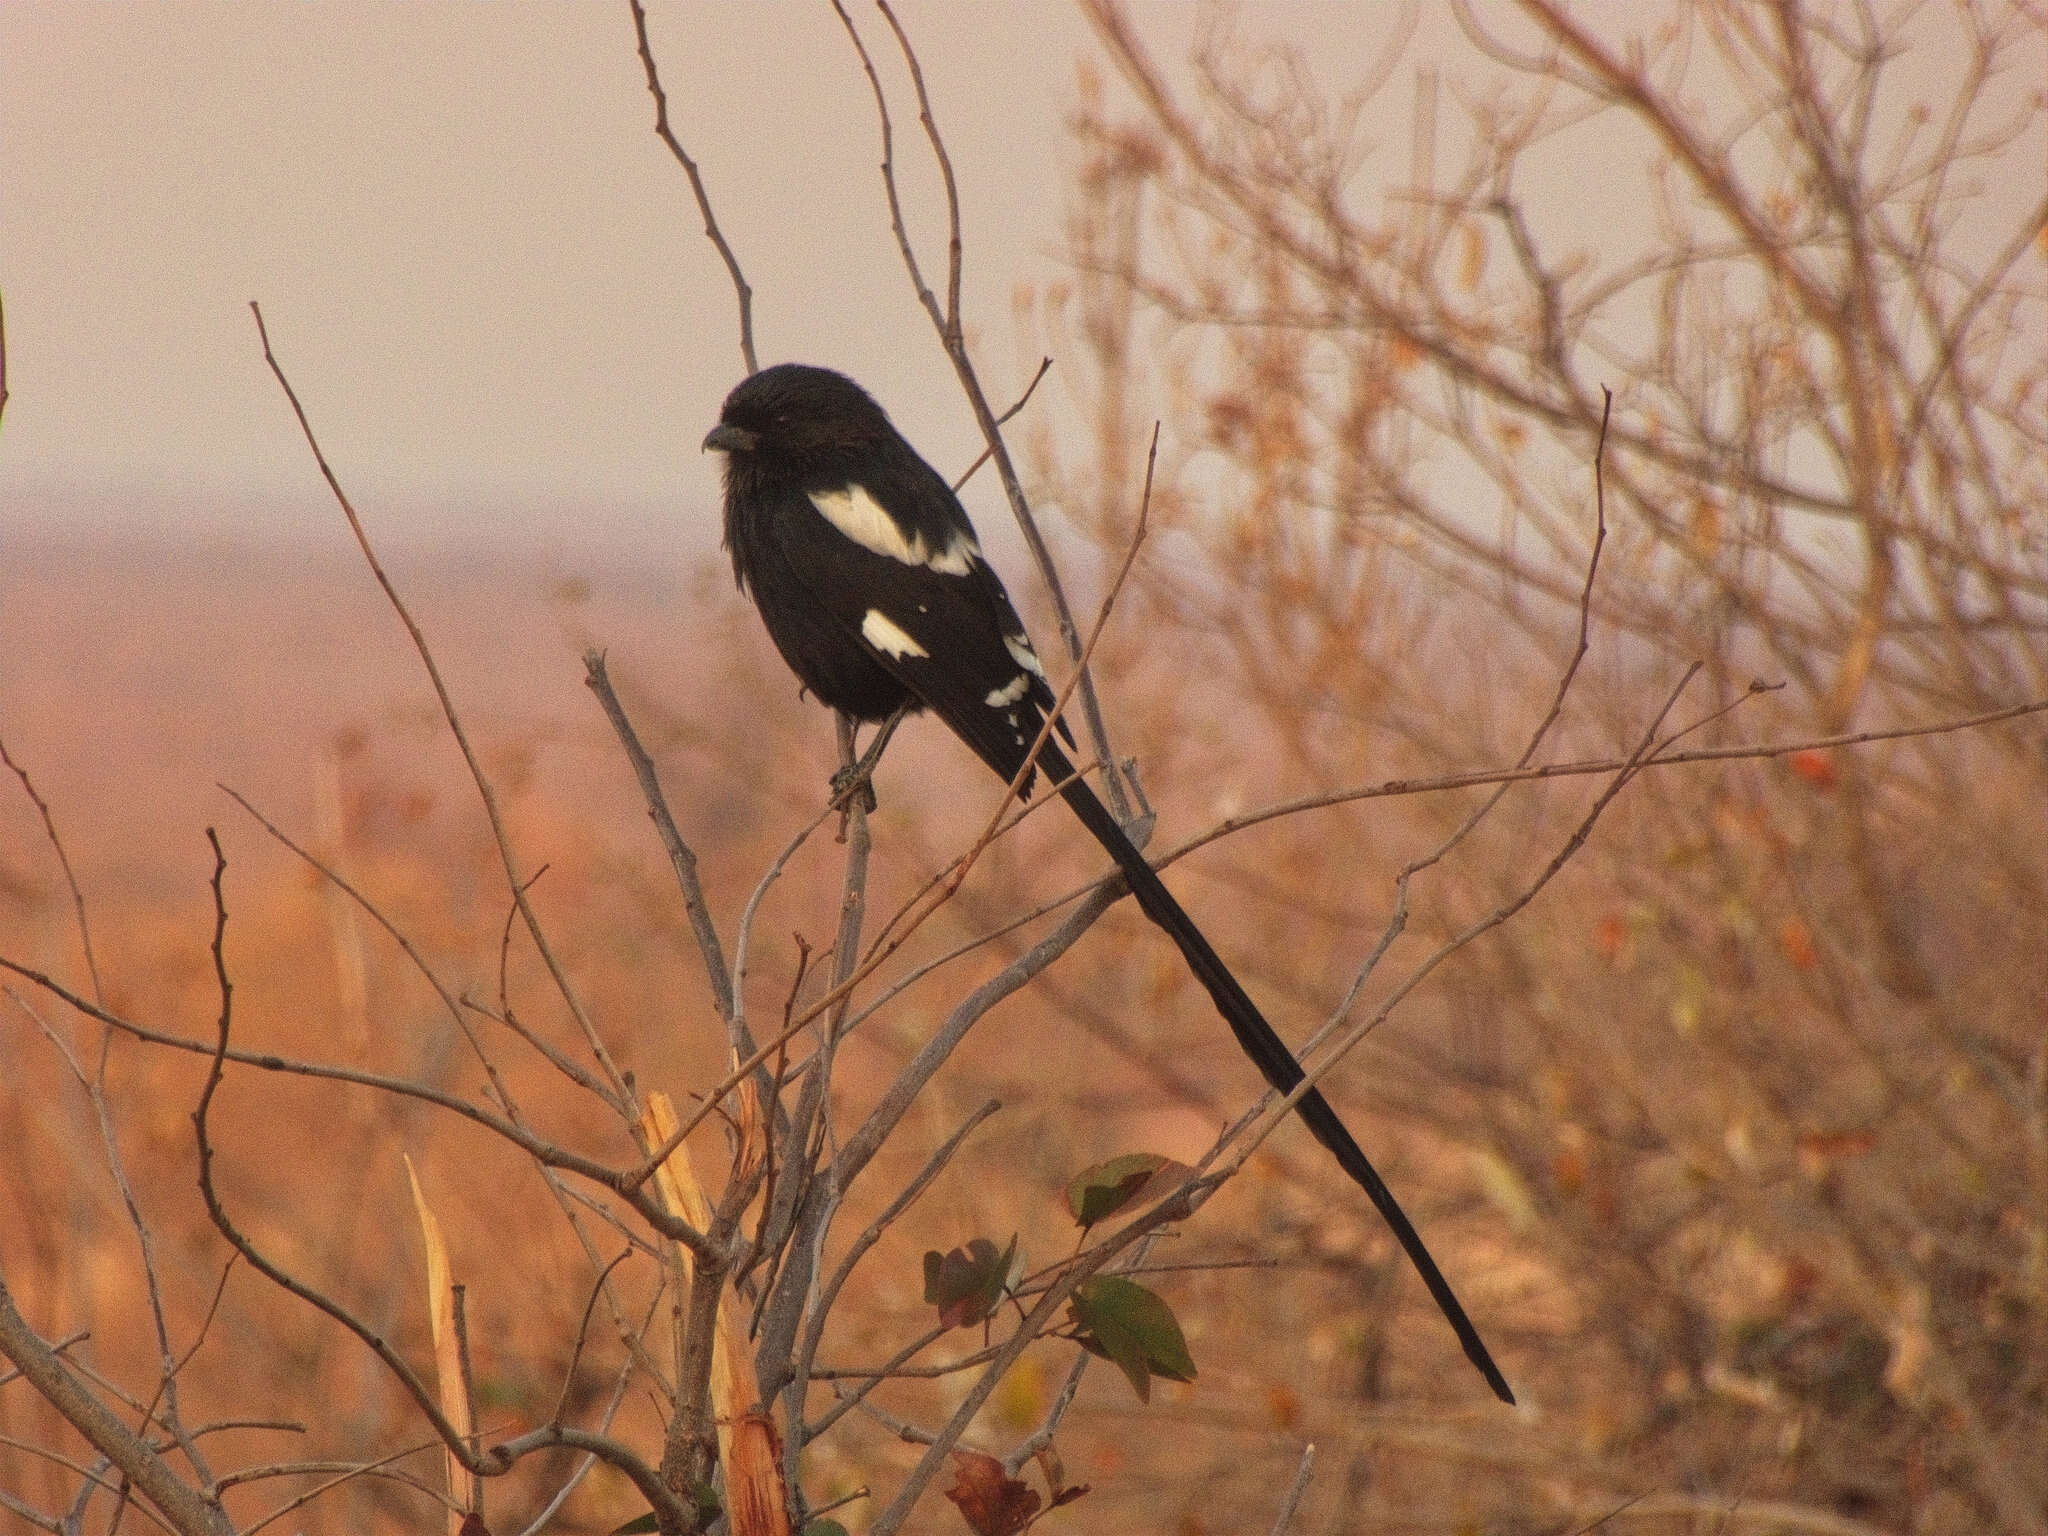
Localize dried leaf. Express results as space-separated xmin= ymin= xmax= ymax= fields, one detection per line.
xmin=1788 ymin=748 xmax=1838 ymax=790
xmin=1032 ymin=1444 xmax=1089 ymax=1513
xmin=1796 ymin=1128 xmax=1877 ymax=1175
xmin=944 ymin=1450 xmax=1040 ymax=1536
xmin=404 ymin=1155 xmax=472 ymax=1535
xmin=1470 ymin=1147 xmax=1539 ymax=1234
xmin=640 ymin=1092 xmax=763 ymax=1503
xmin=1778 ymin=917 xmax=1818 ymax=969
xmin=923 ymin=1236 xmax=1018 ymax=1330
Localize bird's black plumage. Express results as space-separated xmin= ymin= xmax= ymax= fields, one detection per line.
xmin=706 ymin=363 xmax=1513 ymax=1404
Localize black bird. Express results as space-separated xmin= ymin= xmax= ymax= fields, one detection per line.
xmin=705 ymin=363 xmax=1512 ymax=1404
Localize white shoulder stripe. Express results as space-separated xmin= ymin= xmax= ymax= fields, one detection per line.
xmin=861 ymin=608 xmax=929 ymax=659
xmin=811 ymin=485 xmax=981 ymax=576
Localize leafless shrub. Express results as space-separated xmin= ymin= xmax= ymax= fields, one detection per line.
xmin=1029 ymin=1 xmax=2046 ymax=1529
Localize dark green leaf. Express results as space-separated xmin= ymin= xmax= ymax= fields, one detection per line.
xmin=1067 ymin=1275 xmax=1197 ymax=1403
xmin=608 ymin=1515 xmax=658 ymax=1535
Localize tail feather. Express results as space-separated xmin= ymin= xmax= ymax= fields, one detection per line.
xmin=1041 ymin=744 xmax=1514 ymax=1405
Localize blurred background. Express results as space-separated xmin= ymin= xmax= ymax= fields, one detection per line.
xmin=3 ymin=3 xmax=2044 ymax=1533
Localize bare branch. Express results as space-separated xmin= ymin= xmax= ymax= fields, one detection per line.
xmin=584 ymin=650 xmax=737 ymax=1023
xmin=625 ymin=0 xmax=755 ymax=374
xmin=0 ymin=1277 xmax=231 ymax=1536
xmin=1267 ymin=1443 xmax=1316 ymax=1536
xmin=1 ymin=736 xmax=103 ymax=1000
xmin=248 ymin=302 xmax=632 ymax=1108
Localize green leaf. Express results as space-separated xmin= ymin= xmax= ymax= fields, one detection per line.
xmin=1063 ymin=1153 xmax=1191 ymax=1228
xmin=802 ymin=1523 xmax=852 ymax=1536
xmin=1067 ymin=1275 xmax=1197 ymax=1402
xmin=922 ymin=1235 xmax=1019 ymax=1329
xmin=609 ymin=1515 xmax=659 ymax=1535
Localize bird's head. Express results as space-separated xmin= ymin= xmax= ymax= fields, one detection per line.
xmin=703 ymin=363 xmax=893 ymax=475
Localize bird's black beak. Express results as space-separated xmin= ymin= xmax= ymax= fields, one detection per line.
xmin=703 ymin=423 xmax=757 ymax=454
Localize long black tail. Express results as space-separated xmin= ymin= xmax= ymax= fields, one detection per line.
xmin=1042 ymin=747 xmax=1514 ymax=1404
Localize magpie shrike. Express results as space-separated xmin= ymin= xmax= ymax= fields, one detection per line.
xmin=705 ymin=363 xmax=1512 ymax=1403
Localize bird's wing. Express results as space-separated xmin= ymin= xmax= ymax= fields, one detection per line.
xmin=764 ymin=474 xmax=1067 ymax=784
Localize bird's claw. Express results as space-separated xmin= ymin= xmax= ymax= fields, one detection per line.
xmin=830 ymin=760 xmax=879 ymax=817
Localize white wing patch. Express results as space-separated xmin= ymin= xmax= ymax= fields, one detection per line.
xmin=1003 ymin=633 xmax=1045 ymax=678
xmin=811 ymin=485 xmax=981 ymax=576
xmin=861 ymin=608 xmax=929 ymax=660
xmin=984 ymin=673 xmax=1033 ymax=708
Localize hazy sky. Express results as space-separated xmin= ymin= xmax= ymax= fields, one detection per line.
xmin=0 ymin=2 xmax=1337 ymax=552
xmin=4 ymin=4 xmax=2032 ymax=558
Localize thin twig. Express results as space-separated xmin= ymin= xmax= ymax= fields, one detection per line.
xmin=248 ymin=301 xmax=631 ymax=1108
xmin=1001 ymin=1348 xmax=1091 ymax=1477
xmin=817 ymin=448 xmax=1159 ymax=1198
xmin=1267 ymin=1443 xmax=1317 ymax=1536
xmin=0 ymin=1275 xmax=226 ymax=1536
xmin=788 ymin=1098 xmax=1002 ymax=1441
xmin=857 ymin=1157 xmax=1227 ymax=1534
xmin=451 ymin=1285 xmax=482 ymax=1517
xmin=191 ymin=830 xmax=482 ymax=1465
xmin=951 ymin=356 xmax=1053 ymax=492
xmin=752 ymin=723 xmax=879 ymax=1447
xmin=7 ymin=991 xmax=215 ymax=1491
xmin=0 ymin=737 xmax=102 ymax=1001
xmin=836 ymin=424 xmax=1159 ymax=1020
xmin=221 ymin=783 xmax=609 ymax=1113
xmin=625 ymin=0 xmax=755 ymax=373
xmin=1243 ymin=663 xmax=1706 ymax=1174
xmin=2 ymin=1439 xmax=177 ymax=1536
xmin=236 ymin=1440 xmax=458 ymax=1536
xmin=1182 ymin=690 xmax=2048 ymax=862
xmin=729 ymin=798 xmax=839 ymax=1059
xmin=2 ymin=956 xmax=720 ymax=1255
xmin=517 ymin=1351 xmax=639 ymax=1536
xmin=584 ymin=650 xmax=736 ymax=1022
xmin=1325 ymin=388 xmax=1611 ymax=1028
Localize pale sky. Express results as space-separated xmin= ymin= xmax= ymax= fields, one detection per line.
xmin=4 ymin=4 xmax=2031 ymax=560
xmin=0 ymin=2 xmax=1345 ymax=554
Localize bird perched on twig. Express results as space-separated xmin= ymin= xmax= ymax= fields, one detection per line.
xmin=705 ymin=362 xmax=1512 ymax=1404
